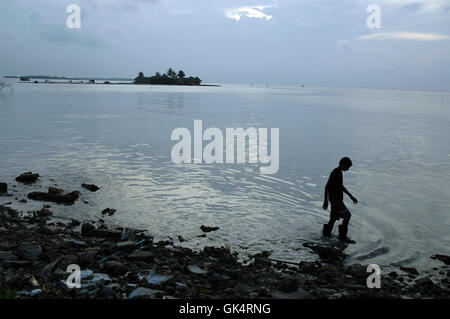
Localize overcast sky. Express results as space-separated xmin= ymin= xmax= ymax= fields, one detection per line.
xmin=1 ymin=0 xmax=449 ymax=90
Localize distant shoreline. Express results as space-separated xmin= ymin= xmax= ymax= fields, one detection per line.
xmin=12 ymin=79 xmax=221 ymax=87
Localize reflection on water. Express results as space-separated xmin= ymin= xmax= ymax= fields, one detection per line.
xmin=1 ymin=81 xmax=449 ymax=269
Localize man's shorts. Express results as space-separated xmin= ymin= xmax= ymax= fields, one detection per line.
xmin=330 ymin=201 xmax=350 ymax=220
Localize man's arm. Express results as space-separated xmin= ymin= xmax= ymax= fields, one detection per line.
xmin=343 ymin=186 xmax=358 ymax=203
xmin=322 ymin=184 xmax=329 ymax=210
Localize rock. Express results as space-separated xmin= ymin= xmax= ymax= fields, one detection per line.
xmin=347 ymin=264 xmax=367 ymax=279
xmin=68 ymin=219 xmax=81 ymax=227
xmin=27 ymin=191 xmax=80 ymax=205
xmin=79 ymin=250 xmax=98 ymax=266
xmin=103 ymin=261 xmax=128 ymax=275
xmin=116 ymin=241 xmax=136 ymax=250
xmin=0 ymin=183 xmax=7 ymax=194
xmin=175 ymin=282 xmax=189 ymax=290
xmin=279 ymin=278 xmax=297 ymax=293
xmin=41 ymin=257 xmax=64 ymax=277
xmin=128 ymin=287 xmax=163 ymax=299
xmin=298 ymin=261 xmax=317 ymax=274
xmin=48 ymin=186 xmax=64 ymax=194
xmin=101 ymin=208 xmax=116 ymax=216
xmin=15 ymin=172 xmax=39 ymax=184
xmin=92 ymin=228 xmax=122 ymax=239
xmin=126 ymin=251 xmax=155 ymax=262
xmin=303 ymin=243 xmax=346 ymax=263
xmin=200 ymin=225 xmax=220 ymax=232
xmin=400 ymin=266 xmax=419 ymax=275
xmin=18 ymin=199 xmax=27 ymax=203
xmin=389 ymin=271 xmax=398 ymax=279
xmin=17 ymin=244 xmax=42 ymax=261
xmin=82 ymin=183 xmax=100 ymax=192
xmin=254 ymin=256 xmax=272 ymax=267
xmin=187 ymin=265 xmax=208 ymax=275
xmin=36 ymin=208 xmax=53 ymax=217
xmin=273 ymin=288 xmax=309 ymax=299
xmin=81 ymin=223 xmax=96 ymax=236
xmin=415 ymin=277 xmax=435 ymax=287
xmin=431 ymin=254 xmax=450 ymax=265
xmin=0 ymin=250 xmax=18 ymax=261
xmin=69 ymin=240 xmax=86 ymax=248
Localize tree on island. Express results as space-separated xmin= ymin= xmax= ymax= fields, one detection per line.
xmin=167 ymin=68 xmax=177 ymax=79
xmin=134 ymin=68 xmax=201 ymax=86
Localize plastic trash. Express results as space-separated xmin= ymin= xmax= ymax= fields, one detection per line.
xmin=80 ymin=269 xmax=94 ymax=279
xmin=187 ymin=265 xmax=208 ymax=275
xmin=99 ymin=239 xmax=147 ymax=263
xmin=139 ymin=271 xmax=172 ymax=285
xmin=19 ymin=289 xmax=42 ymax=297
xmin=128 ymin=287 xmax=162 ymax=299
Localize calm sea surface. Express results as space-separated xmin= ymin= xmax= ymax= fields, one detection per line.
xmin=1 ymin=80 xmax=449 ymax=270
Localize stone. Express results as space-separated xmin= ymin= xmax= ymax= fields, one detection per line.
xmin=0 ymin=250 xmax=18 ymax=261
xmin=347 ymin=264 xmax=367 ymax=279
xmin=101 ymin=208 xmax=116 ymax=216
xmin=400 ymin=266 xmax=419 ymax=275
xmin=415 ymin=277 xmax=435 ymax=287
xmin=15 ymin=172 xmax=39 ymax=184
xmin=389 ymin=271 xmax=398 ymax=279
xmin=116 ymin=241 xmax=136 ymax=250
xmin=27 ymin=191 xmax=80 ymax=205
xmin=82 ymin=183 xmax=100 ymax=192
xmin=0 ymin=183 xmax=7 ymax=194
xmin=254 ymin=257 xmax=271 ymax=267
xmin=91 ymin=228 xmax=122 ymax=239
xmin=126 ymin=251 xmax=155 ymax=262
xmin=104 ymin=261 xmax=128 ymax=275
xmin=17 ymin=244 xmax=42 ymax=261
xmin=68 ymin=219 xmax=81 ymax=227
xmin=273 ymin=288 xmax=309 ymax=299
xmin=200 ymin=225 xmax=220 ymax=233
xmin=36 ymin=208 xmax=53 ymax=217
xmin=279 ymin=278 xmax=298 ymax=293
xmin=431 ymin=254 xmax=450 ymax=265
xmin=303 ymin=242 xmax=346 ymax=263
xmin=48 ymin=186 xmax=64 ymax=194
xmin=81 ymin=223 xmax=96 ymax=236
xmin=41 ymin=257 xmax=64 ymax=277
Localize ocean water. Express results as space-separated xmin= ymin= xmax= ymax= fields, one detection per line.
xmin=1 ymin=80 xmax=449 ymax=270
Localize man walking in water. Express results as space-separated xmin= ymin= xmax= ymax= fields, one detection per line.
xmin=322 ymin=157 xmax=358 ymax=243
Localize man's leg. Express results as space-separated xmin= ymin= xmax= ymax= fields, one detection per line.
xmin=323 ymin=216 xmax=337 ymax=237
xmin=338 ymin=208 xmax=355 ymax=243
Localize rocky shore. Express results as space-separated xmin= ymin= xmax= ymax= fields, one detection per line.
xmin=0 ymin=173 xmax=449 ymax=299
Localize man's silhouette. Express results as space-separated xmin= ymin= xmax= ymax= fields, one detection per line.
xmin=322 ymin=157 xmax=357 ymax=243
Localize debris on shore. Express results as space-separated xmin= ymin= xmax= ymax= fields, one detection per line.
xmin=1 ymin=173 xmax=449 ymax=299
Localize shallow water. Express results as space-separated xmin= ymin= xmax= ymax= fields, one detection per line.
xmin=1 ymin=80 xmax=449 ymax=270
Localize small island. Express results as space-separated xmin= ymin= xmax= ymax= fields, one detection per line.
xmin=134 ymin=68 xmax=202 ymax=86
